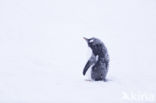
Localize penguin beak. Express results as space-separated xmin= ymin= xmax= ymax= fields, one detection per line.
xmin=83 ymin=37 xmax=89 ymax=42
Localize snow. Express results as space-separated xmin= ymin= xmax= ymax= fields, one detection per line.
xmin=0 ymin=0 xmax=156 ymax=103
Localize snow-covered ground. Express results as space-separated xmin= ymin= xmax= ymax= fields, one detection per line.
xmin=0 ymin=0 xmax=156 ymax=103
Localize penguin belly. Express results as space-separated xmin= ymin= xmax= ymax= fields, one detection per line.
xmin=91 ymin=62 xmax=108 ymax=81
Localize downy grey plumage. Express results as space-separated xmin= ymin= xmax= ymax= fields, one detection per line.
xmin=83 ymin=37 xmax=109 ymax=81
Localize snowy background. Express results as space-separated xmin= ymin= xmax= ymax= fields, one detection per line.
xmin=0 ymin=0 xmax=156 ymax=103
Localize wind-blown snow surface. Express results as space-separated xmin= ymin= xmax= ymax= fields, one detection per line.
xmin=0 ymin=0 xmax=156 ymax=103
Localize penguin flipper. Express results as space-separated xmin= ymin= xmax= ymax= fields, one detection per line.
xmin=83 ymin=54 xmax=96 ymax=75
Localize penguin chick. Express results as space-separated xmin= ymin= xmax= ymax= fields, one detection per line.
xmin=83 ymin=37 xmax=109 ymax=81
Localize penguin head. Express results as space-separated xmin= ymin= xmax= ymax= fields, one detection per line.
xmin=83 ymin=37 xmax=103 ymax=55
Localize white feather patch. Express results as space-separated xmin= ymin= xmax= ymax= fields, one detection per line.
xmin=89 ymin=39 xmax=94 ymax=43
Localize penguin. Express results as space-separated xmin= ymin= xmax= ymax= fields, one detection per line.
xmin=83 ymin=37 xmax=109 ymax=81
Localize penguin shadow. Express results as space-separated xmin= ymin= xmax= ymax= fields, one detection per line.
xmin=84 ymin=78 xmax=113 ymax=82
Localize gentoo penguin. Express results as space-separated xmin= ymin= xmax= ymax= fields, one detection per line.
xmin=83 ymin=37 xmax=109 ymax=81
